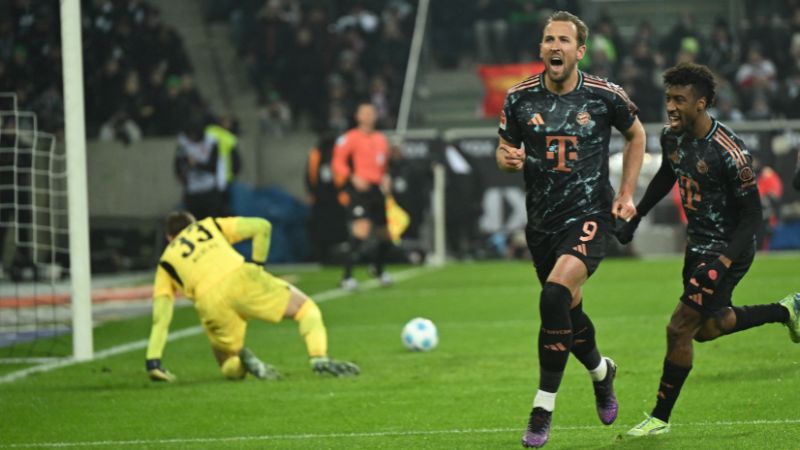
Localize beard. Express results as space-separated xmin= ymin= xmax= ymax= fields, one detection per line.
xmin=544 ymin=59 xmax=576 ymax=84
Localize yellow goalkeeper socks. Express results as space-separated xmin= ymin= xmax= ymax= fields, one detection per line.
xmin=220 ymin=356 xmax=246 ymax=380
xmin=294 ymin=299 xmax=328 ymax=358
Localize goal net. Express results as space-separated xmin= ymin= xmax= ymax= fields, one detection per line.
xmin=0 ymin=92 xmax=72 ymax=362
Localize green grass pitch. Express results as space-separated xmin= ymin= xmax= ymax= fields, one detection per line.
xmin=1 ymin=254 xmax=799 ymax=449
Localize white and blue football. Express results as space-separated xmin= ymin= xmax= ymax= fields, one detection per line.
xmin=401 ymin=317 xmax=438 ymax=352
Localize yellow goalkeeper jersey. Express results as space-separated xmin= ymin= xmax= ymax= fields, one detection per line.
xmin=153 ymin=217 xmax=271 ymax=301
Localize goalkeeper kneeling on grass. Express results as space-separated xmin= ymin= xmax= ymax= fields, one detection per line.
xmin=145 ymin=211 xmax=359 ymax=382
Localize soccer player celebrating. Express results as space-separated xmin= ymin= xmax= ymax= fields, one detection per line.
xmin=616 ymin=63 xmax=800 ymax=437
xmin=496 ymin=11 xmax=646 ymax=448
xmin=332 ymin=102 xmax=393 ymax=290
xmin=145 ymin=211 xmax=359 ymax=382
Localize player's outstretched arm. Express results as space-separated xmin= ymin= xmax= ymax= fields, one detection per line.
xmin=217 ymin=217 xmax=273 ymax=265
xmin=236 ymin=217 xmax=272 ymax=265
xmin=496 ymin=137 xmax=524 ymax=172
xmin=146 ymin=294 xmax=177 ymax=382
xmin=613 ymin=117 xmax=646 ymax=221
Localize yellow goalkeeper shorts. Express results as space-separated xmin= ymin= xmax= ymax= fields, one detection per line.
xmin=194 ymin=263 xmax=291 ymax=354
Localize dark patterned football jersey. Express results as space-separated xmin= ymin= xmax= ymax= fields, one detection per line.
xmin=498 ymin=72 xmax=638 ymax=233
xmin=660 ymin=119 xmax=759 ymax=255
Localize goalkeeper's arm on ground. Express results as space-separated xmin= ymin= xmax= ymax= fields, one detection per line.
xmin=145 ymin=266 xmax=178 ymax=382
xmin=215 ymin=217 xmax=272 ymax=265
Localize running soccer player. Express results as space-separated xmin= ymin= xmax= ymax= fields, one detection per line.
xmin=145 ymin=211 xmax=359 ymax=382
xmin=496 ymin=11 xmax=646 ymax=448
xmin=616 ymin=62 xmax=800 ymax=437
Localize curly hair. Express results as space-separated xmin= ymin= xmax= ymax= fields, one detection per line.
xmin=663 ymin=62 xmax=717 ymax=107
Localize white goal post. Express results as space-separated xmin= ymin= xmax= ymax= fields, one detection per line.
xmin=60 ymin=0 xmax=93 ymax=361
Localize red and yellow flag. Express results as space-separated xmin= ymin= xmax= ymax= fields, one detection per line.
xmin=477 ymin=62 xmax=545 ymax=118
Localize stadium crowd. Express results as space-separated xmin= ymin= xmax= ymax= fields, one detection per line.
xmin=1 ymin=0 xmax=207 ymax=140
xmin=204 ymin=0 xmax=415 ymax=133
xmin=431 ymin=0 xmax=800 ymax=124
xmin=6 ymin=0 xmax=799 ymax=138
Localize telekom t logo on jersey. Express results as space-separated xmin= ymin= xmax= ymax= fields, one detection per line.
xmin=545 ymin=136 xmax=578 ymax=173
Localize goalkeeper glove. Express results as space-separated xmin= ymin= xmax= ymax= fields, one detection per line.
xmin=689 ymin=258 xmax=728 ymax=295
xmin=614 ymin=215 xmax=641 ymax=245
xmin=146 ymin=359 xmax=176 ymax=382
xmin=310 ymin=357 xmax=360 ymax=377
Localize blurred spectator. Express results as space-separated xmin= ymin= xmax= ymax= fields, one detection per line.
xmin=258 ymin=90 xmax=292 ymax=137
xmin=388 ymin=142 xmax=430 ymax=241
xmin=443 ymin=143 xmax=484 ymax=260
xmin=746 ymin=94 xmax=773 ymax=120
xmin=4 ymin=0 xmax=207 ymax=137
xmin=174 ymin=116 xmax=229 ymax=219
xmin=777 ymin=69 xmax=800 ymax=118
xmin=205 ymin=114 xmax=242 ymax=206
xmin=594 ymin=14 xmax=625 ymax=75
xmin=707 ymin=18 xmax=740 ymax=83
xmin=246 ymin=1 xmax=293 ymax=110
xmin=753 ymin=157 xmax=783 ymax=251
xmin=660 ymin=13 xmax=704 ymax=66
xmin=794 ymin=151 xmax=800 ymax=191
xmin=222 ymin=1 xmax=415 ymax=133
xmin=735 ymin=45 xmax=777 ymax=109
xmin=675 ymin=36 xmax=701 ymax=64
xmin=285 ymin=26 xmax=327 ymax=131
xmin=709 ymin=92 xmax=744 ymax=123
xmin=618 ymin=57 xmax=660 ymax=123
xmin=305 ymin=130 xmax=348 ymax=263
xmin=430 ymin=0 xmax=473 ymax=68
xmin=507 ymin=1 xmax=542 ymax=62
xmin=473 ymin=0 xmax=510 ymax=64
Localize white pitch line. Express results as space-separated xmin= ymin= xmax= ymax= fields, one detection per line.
xmin=0 ymin=266 xmax=435 ymax=385
xmin=314 ymin=266 xmax=433 ymax=303
xmin=0 ymin=327 xmax=203 ymax=384
xmin=3 ymin=418 xmax=800 ymax=448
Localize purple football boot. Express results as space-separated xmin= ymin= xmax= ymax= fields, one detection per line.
xmin=592 ymin=357 xmax=618 ymax=425
xmin=521 ymin=407 xmax=552 ymax=448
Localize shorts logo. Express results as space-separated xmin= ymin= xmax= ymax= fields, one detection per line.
xmin=528 ymin=113 xmax=545 ymax=126
xmin=696 ymin=159 xmax=708 ymax=174
xmin=739 ymin=167 xmax=755 ymax=182
xmin=576 ymin=111 xmax=591 ymax=126
xmin=499 ymin=110 xmax=507 ymax=130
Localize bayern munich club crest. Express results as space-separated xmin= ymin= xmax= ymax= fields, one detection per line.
xmin=739 ymin=166 xmax=755 ymax=182
xmin=696 ymin=159 xmax=709 ymax=174
xmin=576 ymin=111 xmax=591 ymax=126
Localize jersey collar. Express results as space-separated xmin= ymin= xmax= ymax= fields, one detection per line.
xmin=701 ymin=117 xmax=718 ymax=141
xmin=541 ymin=71 xmax=584 ymax=95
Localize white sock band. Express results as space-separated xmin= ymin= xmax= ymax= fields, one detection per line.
xmin=589 ymin=358 xmax=608 ymax=382
xmin=533 ymin=390 xmax=557 ymax=412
